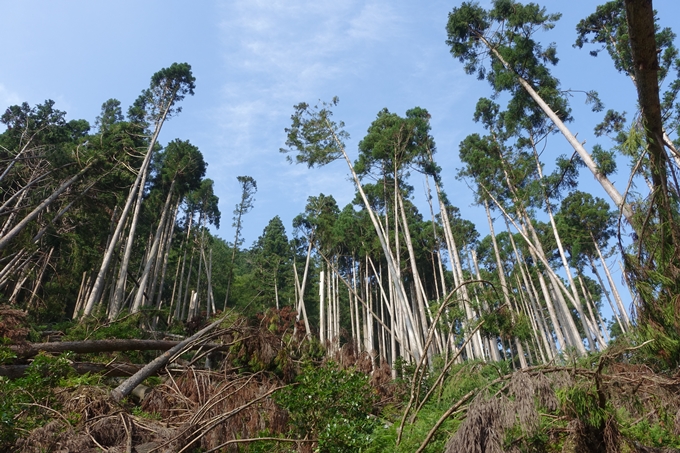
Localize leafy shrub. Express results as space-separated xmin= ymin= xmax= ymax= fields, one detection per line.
xmin=0 ymin=353 xmax=72 ymax=449
xmin=275 ymin=361 xmax=378 ymax=452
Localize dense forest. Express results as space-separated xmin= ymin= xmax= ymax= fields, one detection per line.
xmin=2 ymin=0 xmax=680 ymax=451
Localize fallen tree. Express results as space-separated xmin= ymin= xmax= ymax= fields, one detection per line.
xmin=0 ymin=362 xmax=146 ymax=379
xmin=111 ymin=313 xmax=242 ymax=402
xmin=9 ymin=338 xmax=235 ymax=358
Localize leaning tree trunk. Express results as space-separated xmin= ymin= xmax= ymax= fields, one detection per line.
xmin=477 ymin=34 xmax=634 ymax=223
xmin=130 ymin=181 xmax=176 ymax=314
xmin=0 ymin=162 xmax=93 ymax=252
xmin=82 ymin=108 xmax=171 ymax=318
xmin=484 ymin=200 xmax=527 ymax=368
xmin=504 ymin=218 xmax=554 ymax=362
xmin=530 ymin=143 xmax=598 ymax=351
xmin=325 ymin=119 xmax=423 ymax=360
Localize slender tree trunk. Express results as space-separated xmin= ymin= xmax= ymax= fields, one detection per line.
xmin=530 ymin=140 xmax=597 ymax=351
xmin=587 ymin=255 xmax=624 ymax=333
xmin=592 ymin=235 xmax=631 ymax=329
xmin=578 ymin=273 xmax=607 ymax=349
xmin=470 ymin=249 xmax=501 ymax=362
xmin=478 ymin=35 xmax=634 ymax=222
xmin=319 ymin=268 xmax=325 ymax=345
xmin=83 ymin=109 xmax=170 ymax=318
xmin=130 ymin=182 xmax=176 ymax=314
xmin=292 ymin=260 xmax=311 ymax=336
xmin=26 ymin=247 xmax=53 ymax=312
xmin=154 ymin=199 xmax=180 ymax=310
xmin=173 ymin=211 xmax=194 ymax=322
xmin=325 ymin=119 xmax=422 ymax=359
xmin=73 ymin=272 xmax=90 ymax=319
xmin=180 ymin=248 xmax=195 ymax=321
xmin=484 ymin=200 xmax=527 ymax=368
xmin=485 ymin=185 xmax=586 ymax=354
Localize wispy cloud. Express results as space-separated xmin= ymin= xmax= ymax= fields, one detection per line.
xmin=214 ymin=0 xmax=403 ymax=157
xmin=348 ymin=1 xmax=399 ymax=41
xmin=0 ymin=84 xmax=22 ymax=109
xmin=210 ymin=0 xmax=470 ymax=243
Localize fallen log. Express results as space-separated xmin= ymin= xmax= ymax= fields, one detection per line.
xmin=111 ymin=314 xmax=240 ymax=402
xmin=0 ymin=362 xmax=145 ymax=379
xmin=9 ymin=339 xmax=233 ymax=358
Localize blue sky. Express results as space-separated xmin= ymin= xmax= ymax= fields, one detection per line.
xmin=2 ymin=0 xmax=680 ymax=319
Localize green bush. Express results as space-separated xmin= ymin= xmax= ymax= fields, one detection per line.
xmin=275 ymin=361 xmax=378 ymax=452
xmin=0 ymin=353 xmax=72 ymax=449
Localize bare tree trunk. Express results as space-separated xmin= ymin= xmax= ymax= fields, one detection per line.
xmin=73 ymin=272 xmax=90 ymax=319
xmin=83 ymin=110 xmax=170 ymax=318
xmin=484 ymin=200 xmax=527 ymax=368
xmin=131 ymin=182 xmax=176 ymax=314
xmin=484 ymin=185 xmax=587 ymax=355
xmin=577 ymin=273 xmax=607 ymax=349
xmin=172 ymin=212 xmax=194 ymax=322
xmin=530 ymin=140 xmax=597 ymax=351
xmin=292 ymin=260 xmax=311 ymax=336
xmin=26 ymin=247 xmax=53 ymax=312
xmin=180 ymin=248 xmax=195 ymax=321
xmin=587 ymin=255 xmax=624 ymax=333
xmin=470 ymin=249 xmax=501 ymax=362
xmin=319 ymin=268 xmax=325 ymax=344
xmin=325 ymin=119 xmax=422 ymax=359
xmin=111 ymin=313 xmax=235 ymax=402
xmin=478 ymin=35 xmax=633 ymax=221
xmin=592 ymin=235 xmax=631 ymax=329
xmin=154 ymin=200 xmax=180 ymax=310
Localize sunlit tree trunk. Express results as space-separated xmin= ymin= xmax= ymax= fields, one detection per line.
xmin=319 ymin=268 xmax=325 ymax=345
xmin=592 ymin=234 xmax=631 ymax=329
xmin=82 ymin=115 xmax=167 ymax=318
xmin=484 ymin=200 xmax=527 ymax=368
xmin=130 ymin=181 xmax=176 ymax=314
xmin=477 ymin=36 xmax=633 ymax=221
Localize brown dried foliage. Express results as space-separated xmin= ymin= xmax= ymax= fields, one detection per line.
xmin=141 ymin=369 xmax=289 ymax=452
xmin=445 ymin=393 xmax=512 ymax=453
xmin=0 ymin=304 xmax=29 ymax=343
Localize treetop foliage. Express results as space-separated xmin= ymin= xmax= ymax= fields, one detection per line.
xmin=280 ymin=97 xmax=349 ymax=168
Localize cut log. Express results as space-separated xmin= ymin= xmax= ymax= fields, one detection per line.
xmin=0 ymin=362 xmax=146 ymax=379
xmin=10 ymin=339 xmax=232 ymax=358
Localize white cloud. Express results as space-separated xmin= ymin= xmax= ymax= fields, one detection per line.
xmin=0 ymin=84 xmax=22 ymax=109
xmin=348 ymin=1 xmax=399 ymax=41
xmin=209 ymin=0 xmax=471 ymax=244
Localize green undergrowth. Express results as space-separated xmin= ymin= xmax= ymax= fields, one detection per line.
xmin=0 ymin=353 xmax=73 ymax=449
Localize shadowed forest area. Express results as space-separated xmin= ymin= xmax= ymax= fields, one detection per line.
xmin=3 ymin=0 xmax=680 ymax=451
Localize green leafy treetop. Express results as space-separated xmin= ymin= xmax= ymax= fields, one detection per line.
xmin=280 ymin=97 xmax=348 ymax=168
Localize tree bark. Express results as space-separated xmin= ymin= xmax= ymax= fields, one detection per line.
xmin=83 ymin=110 xmax=169 ymax=318
xmin=0 ymin=362 xmax=149 ymax=379
xmin=0 ymin=162 xmax=93 ymax=252
xmin=130 ymin=182 xmax=176 ymax=314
